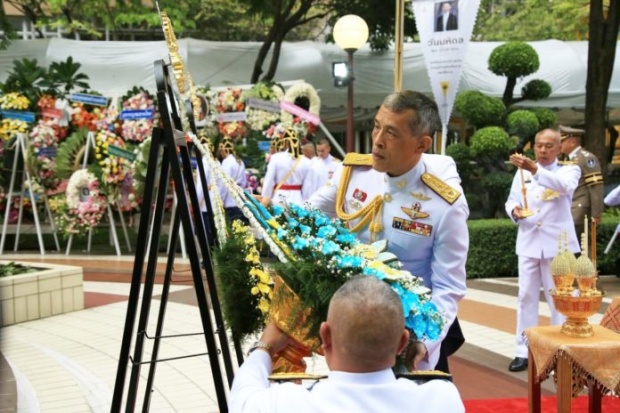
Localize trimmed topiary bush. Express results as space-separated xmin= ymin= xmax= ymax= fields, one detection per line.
xmin=469 ymin=126 xmax=515 ymax=159
xmin=521 ymin=79 xmax=552 ymax=101
xmin=531 ymin=107 xmax=557 ymax=130
xmin=455 ymin=91 xmax=506 ymax=129
xmin=488 ymin=41 xmax=539 ymax=78
xmin=507 ymin=110 xmax=540 ymax=138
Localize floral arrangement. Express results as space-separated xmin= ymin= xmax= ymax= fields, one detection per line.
xmin=242 ymin=82 xmax=284 ymax=132
xmin=37 ymin=95 xmax=56 ymax=112
xmin=28 ymin=122 xmax=62 ymax=191
xmin=70 ymin=102 xmax=98 ymax=131
xmin=121 ymin=88 xmax=155 ymax=143
xmin=94 ymin=130 xmax=129 ymax=202
xmin=0 ymin=93 xmax=30 ymax=110
xmin=262 ymin=122 xmax=288 ymax=142
xmin=215 ymin=88 xmax=246 ymax=141
xmin=280 ymin=81 xmax=321 ymax=125
xmin=0 ymin=119 xmax=29 ymax=141
xmin=214 ymin=220 xmax=273 ymax=341
xmin=53 ymin=169 xmax=107 ymax=237
xmin=130 ymin=137 xmax=151 ymax=200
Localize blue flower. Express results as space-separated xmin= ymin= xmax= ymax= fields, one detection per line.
xmin=271 ymin=204 xmax=284 ymax=216
xmin=313 ymin=214 xmax=329 ymax=227
xmin=321 ymin=240 xmax=340 ymax=255
xmin=290 ymin=204 xmax=309 ymax=218
xmin=335 ymin=232 xmax=356 ymax=245
xmin=293 ymin=237 xmax=309 ymax=250
xmin=277 ymin=228 xmax=288 ymax=240
xmin=299 ymin=224 xmax=311 ymax=235
xmin=336 ymin=255 xmax=363 ymax=269
xmin=408 ymin=314 xmax=427 ymax=339
xmin=425 ymin=322 xmax=441 ymax=341
xmin=287 ymin=218 xmax=299 ymax=229
xmin=400 ymin=290 xmax=421 ymax=315
xmin=317 ymin=225 xmax=337 ymax=238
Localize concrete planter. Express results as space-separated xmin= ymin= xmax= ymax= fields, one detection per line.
xmin=0 ymin=261 xmax=84 ymax=327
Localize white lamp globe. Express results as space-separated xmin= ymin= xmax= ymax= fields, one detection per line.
xmin=333 ymin=15 xmax=369 ymax=52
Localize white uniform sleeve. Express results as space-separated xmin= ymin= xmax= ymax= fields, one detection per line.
xmin=505 ymin=171 xmax=522 ymax=223
xmin=307 ymin=162 xmax=344 ymax=216
xmin=261 ymin=158 xmax=277 ymax=199
xmin=604 ymin=185 xmax=620 ymax=207
xmin=533 ymin=164 xmax=580 ymax=194
xmin=229 ymin=351 xmax=274 ymax=413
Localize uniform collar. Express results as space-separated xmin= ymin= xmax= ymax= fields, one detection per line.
xmin=328 ymin=368 xmax=396 ymax=384
xmin=384 ymin=161 xmax=424 ymax=191
xmin=568 ymin=146 xmax=581 ymax=160
xmin=539 ymin=159 xmax=560 ymax=171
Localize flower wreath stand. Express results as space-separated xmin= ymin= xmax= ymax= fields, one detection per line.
xmin=0 ymin=132 xmax=60 ymax=255
xmin=63 ymin=130 xmax=128 ymax=256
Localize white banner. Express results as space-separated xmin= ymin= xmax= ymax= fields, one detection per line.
xmin=411 ymin=0 xmax=480 ymax=153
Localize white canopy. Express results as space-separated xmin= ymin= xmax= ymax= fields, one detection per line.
xmin=1 ymin=38 xmax=619 ymax=124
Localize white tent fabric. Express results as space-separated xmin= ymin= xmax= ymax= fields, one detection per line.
xmin=1 ymin=38 xmax=619 ymax=123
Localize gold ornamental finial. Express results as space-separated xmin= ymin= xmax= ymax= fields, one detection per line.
xmin=551 ymin=231 xmax=573 ymax=295
xmin=160 ymin=11 xmax=187 ymax=94
xmin=187 ymin=73 xmax=202 ymax=123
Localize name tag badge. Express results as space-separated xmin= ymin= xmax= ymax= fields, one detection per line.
xmin=392 ymin=217 xmax=433 ymax=237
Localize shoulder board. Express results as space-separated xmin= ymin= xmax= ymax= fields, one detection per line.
xmin=558 ymin=160 xmax=577 ymax=166
xmin=580 ymin=150 xmax=592 ymax=157
xmin=584 ymin=172 xmax=604 ymax=186
xmin=343 ymin=153 xmax=372 ymax=166
xmin=421 ymin=173 xmax=460 ymax=205
xmin=333 ymin=158 xmax=342 ymax=163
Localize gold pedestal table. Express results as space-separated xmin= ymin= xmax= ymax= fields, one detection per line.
xmin=525 ymin=325 xmax=620 ymax=413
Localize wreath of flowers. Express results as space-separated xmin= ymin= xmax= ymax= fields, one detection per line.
xmin=215 ymin=88 xmax=246 ymax=140
xmin=0 ymin=119 xmax=29 ymax=141
xmin=94 ymin=130 xmax=130 ymax=202
xmin=0 ymin=93 xmax=30 ymax=110
xmin=280 ymin=81 xmax=321 ymax=124
xmin=28 ymin=121 xmax=62 ymax=191
xmin=130 ymin=137 xmax=150 ymax=200
xmin=243 ymin=82 xmax=284 ymax=132
xmin=70 ymin=102 xmax=98 ymax=131
xmin=53 ymin=169 xmax=107 ymax=237
xmin=242 ymin=198 xmax=445 ymax=359
xmin=120 ymin=88 xmax=155 ymax=143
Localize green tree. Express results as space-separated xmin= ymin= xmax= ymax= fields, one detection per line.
xmin=585 ymin=1 xmax=620 ymax=176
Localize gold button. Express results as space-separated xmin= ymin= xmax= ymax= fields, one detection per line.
xmin=384 ymin=193 xmax=393 ymax=202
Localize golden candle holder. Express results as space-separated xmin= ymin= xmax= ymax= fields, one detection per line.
xmin=269 ymin=275 xmax=323 ymax=374
xmin=519 ymin=167 xmax=534 ymax=217
xmin=551 ymin=292 xmax=604 ymax=338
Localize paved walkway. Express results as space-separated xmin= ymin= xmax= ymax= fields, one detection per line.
xmin=1 ymin=253 xmax=618 ymax=412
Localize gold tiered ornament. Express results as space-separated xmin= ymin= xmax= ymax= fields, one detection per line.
xmin=518 ymin=165 xmax=534 ymax=217
xmin=550 ymin=219 xmax=603 ymax=338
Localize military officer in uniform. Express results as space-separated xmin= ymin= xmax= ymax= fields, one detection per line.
xmin=307 ymin=90 xmax=469 ymax=373
xmin=559 ymin=125 xmax=604 ymax=238
xmin=505 ymin=129 xmax=581 ymax=372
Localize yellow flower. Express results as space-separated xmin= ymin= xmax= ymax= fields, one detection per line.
xmin=257 ymin=282 xmax=271 ymax=294
xmin=251 ymin=286 xmax=260 ymax=295
xmin=258 ymin=298 xmax=270 ymax=314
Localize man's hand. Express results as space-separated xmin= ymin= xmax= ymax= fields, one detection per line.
xmin=509 ymin=153 xmax=538 ymax=175
xmin=254 ymin=195 xmax=272 ymax=209
xmin=403 ymin=341 xmax=428 ymax=370
xmin=512 ymin=206 xmax=524 ymax=220
xmin=259 ymin=323 xmax=291 ymax=355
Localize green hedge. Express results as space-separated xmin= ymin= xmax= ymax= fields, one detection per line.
xmin=466 ymin=218 xmax=620 ymax=279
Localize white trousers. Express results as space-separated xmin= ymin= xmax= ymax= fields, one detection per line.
xmin=515 ymin=256 xmax=565 ymax=358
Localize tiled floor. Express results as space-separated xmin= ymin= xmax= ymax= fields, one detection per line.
xmin=0 ymin=253 xmax=618 ymax=412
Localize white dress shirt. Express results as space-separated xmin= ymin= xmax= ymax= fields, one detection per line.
xmin=229 ymin=350 xmax=464 ymax=413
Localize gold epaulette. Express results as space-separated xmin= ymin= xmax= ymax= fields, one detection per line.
xmin=584 ymin=172 xmax=604 ymax=186
xmin=343 ymin=153 xmax=372 ymax=167
xmin=421 ymin=173 xmax=460 ymax=205
xmin=558 ymin=160 xmax=577 ymax=166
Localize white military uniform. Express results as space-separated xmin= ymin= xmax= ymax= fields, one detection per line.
xmin=261 ymin=151 xmax=316 ymax=206
xmin=313 ymin=154 xmax=342 ymax=188
xmin=505 ymin=160 xmax=580 ymax=358
xmin=604 ymin=184 xmax=620 ymax=207
xmin=309 ymin=154 xmax=469 ymax=370
xmin=220 ymin=153 xmax=247 ymax=208
xmin=229 ymin=351 xmax=465 ymax=413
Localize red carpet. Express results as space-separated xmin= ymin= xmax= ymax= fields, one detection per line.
xmin=464 ymin=395 xmax=620 ymax=412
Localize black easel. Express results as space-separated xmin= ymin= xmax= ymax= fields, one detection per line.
xmin=110 ymin=60 xmax=234 ymax=413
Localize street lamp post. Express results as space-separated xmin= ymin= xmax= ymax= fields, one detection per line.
xmin=333 ymin=15 xmax=369 ymax=154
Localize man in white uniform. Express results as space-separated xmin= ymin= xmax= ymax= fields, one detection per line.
xmin=229 ymin=276 xmax=464 ymax=413
xmin=261 ymin=129 xmax=316 ymax=206
xmin=505 ymin=129 xmax=580 ymax=372
xmin=218 ymin=137 xmax=249 ymax=224
xmin=308 ymin=91 xmax=469 ymax=373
